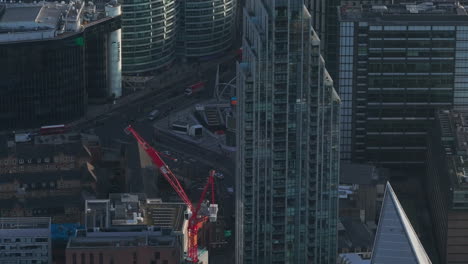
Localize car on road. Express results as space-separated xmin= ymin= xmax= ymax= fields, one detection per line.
xmin=147 ymin=109 xmax=160 ymax=121
xmin=227 ymin=187 xmax=234 ymax=194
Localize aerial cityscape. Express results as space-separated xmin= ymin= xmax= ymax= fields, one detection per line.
xmin=1 ymin=0 xmax=467 ymax=263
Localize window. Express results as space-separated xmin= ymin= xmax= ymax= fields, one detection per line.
xmin=72 ymin=254 xmax=77 ymax=264
xmin=81 ymin=253 xmax=85 ymax=264
xmin=154 ymin=252 xmax=160 ymax=259
xmin=90 ymin=253 xmax=94 ymax=264
xmin=163 ymin=261 xmax=168 ymax=264
xmin=99 ymin=253 xmax=103 ymax=264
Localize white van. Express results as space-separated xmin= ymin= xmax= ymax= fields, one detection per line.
xmin=147 ymin=109 xmax=160 ymax=120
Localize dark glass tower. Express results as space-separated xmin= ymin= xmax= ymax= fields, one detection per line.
xmin=235 ymin=0 xmax=341 ymax=263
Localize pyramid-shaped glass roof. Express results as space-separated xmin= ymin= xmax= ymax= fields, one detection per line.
xmin=371 ymin=182 xmax=432 ymax=264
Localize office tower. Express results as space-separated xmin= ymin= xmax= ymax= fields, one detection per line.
xmin=235 ymin=1 xmax=341 ymax=263
xmin=0 ymin=1 xmax=122 ymax=130
xmin=338 ymin=2 xmax=468 ymax=166
xmin=121 ymin=0 xmax=177 ymax=74
xmin=177 ymin=0 xmax=236 ymax=58
xmin=427 ymin=109 xmax=468 ymax=264
xmin=0 ymin=217 xmax=52 ymax=264
xmin=371 ymin=182 xmax=432 ymax=264
xmin=66 ymin=194 xmax=186 ymax=264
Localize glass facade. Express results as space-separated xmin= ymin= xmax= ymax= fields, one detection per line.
xmin=121 ymin=0 xmax=177 ymax=74
xmin=235 ymin=1 xmax=340 ymax=263
xmin=0 ymin=16 xmax=121 ymax=130
xmin=0 ymin=36 xmax=87 ymax=130
xmin=339 ymin=18 xmax=468 ymax=166
xmin=177 ymin=0 xmax=235 ymax=58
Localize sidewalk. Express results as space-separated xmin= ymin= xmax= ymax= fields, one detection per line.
xmin=69 ymin=52 xmax=238 ymax=129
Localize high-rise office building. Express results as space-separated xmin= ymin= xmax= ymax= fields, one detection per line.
xmin=120 ymin=0 xmax=177 ymax=74
xmin=0 ymin=1 xmax=121 ymax=130
xmin=235 ymin=1 xmax=341 ymax=263
xmin=177 ymin=0 xmax=236 ymax=58
xmin=306 ymin=0 xmax=395 ymax=82
xmin=427 ymin=109 xmax=468 ymax=264
xmin=338 ymin=2 xmax=468 ymax=166
xmin=0 ymin=217 xmax=52 ymax=264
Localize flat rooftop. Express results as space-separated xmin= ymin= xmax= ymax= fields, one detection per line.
xmin=0 ymin=6 xmax=42 ymax=23
xmin=435 ymin=109 xmax=468 ymax=189
xmin=68 ymin=231 xmax=177 ymax=248
xmin=340 ymin=1 xmax=468 ymax=20
xmin=85 ymin=194 xmax=185 ymax=232
xmin=0 ymin=3 xmax=66 ymax=31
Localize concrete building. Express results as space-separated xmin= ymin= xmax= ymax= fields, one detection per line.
xmin=339 ymin=163 xmax=387 ymax=226
xmin=235 ymin=1 xmax=341 ymax=263
xmin=338 ymin=1 xmax=468 ymax=166
xmin=0 ymin=132 xmax=100 ymax=223
xmin=66 ymin=194 xmax=186 ymax=264
xmin=371 ymin=182 xmax=432 ymax=264
xmin=426 ymin=109 xmax=468 ymax=264
xmin=0 ymin=217 xmax=52 ymax=264
xmin=0 ymin=1 xmax=122 ymax=130
xmin=120 ymin=0 xmax=177 ymax=74
xmin=177 ymin=0 xmax=236 ymax=59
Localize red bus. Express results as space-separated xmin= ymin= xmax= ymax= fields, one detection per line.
xmin=184 ymin=81 xmax=206 ymax=96
xmin=40 ymin=124 xmax=68 ymax=135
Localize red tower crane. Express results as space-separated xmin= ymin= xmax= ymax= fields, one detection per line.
xmin=124 ymin=125 xmax=218 ymax=263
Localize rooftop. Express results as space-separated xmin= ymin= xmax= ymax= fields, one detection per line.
xmin=0 ymin=6 xmax=43 ymax=23
xmin=435 ymin=109 xmax=468 ymax=188
xmin=0 ymin=0 xmax=119 ymax=43
xmin=370 ymin=182 xmax=432 ymax=264
xmin=0 ymin=217 xmax=51 ymax=238
xmin=67 ymin=231 xmax=177 ymax=248
xmin=340 ymin=163 xmax=388 ymax=185
xmin=340 ymin=1 xmax=468 ymax=20
xmin=0 ymin=132 xmax=97 ymax=160
xmin=339 ymin=217 xmax=374 ymax=251
xmin=85 ymin=194 xmax=185 ymax=233
xmin=0 ymin=217 xmax=51 ymax=229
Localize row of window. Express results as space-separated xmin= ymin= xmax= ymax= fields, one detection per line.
xmin=0 ymin=156 xmax=74 ymax=166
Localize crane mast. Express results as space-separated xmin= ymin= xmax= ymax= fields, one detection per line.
xmin=124 ymin=125 xmax=218 ymax=263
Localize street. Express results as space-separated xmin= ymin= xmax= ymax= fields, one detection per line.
xmin=72 ymin=51 xmax=237 ymax=263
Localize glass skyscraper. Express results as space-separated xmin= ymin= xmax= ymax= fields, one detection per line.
xmin=338 ymin=2 xmax=468 ymax=166
xmin=235 ymin=1 xmax=340 ymax=263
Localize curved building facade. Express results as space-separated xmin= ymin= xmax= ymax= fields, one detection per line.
xmin=0 ymin=2 xmax=121 ymax=130
xmin=121 ymin=0 xmax=177 ymax=74
xmin=179 ymin=0 xmax=235 ymax=58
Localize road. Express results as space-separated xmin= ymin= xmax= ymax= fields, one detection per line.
xmin=74 ymin=53 xmax=237 ymax=257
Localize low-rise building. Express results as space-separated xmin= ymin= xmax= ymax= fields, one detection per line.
xmin=339 ymin=163 xmax=387 ymax=227
xmin=0 ymin=217 xmax=52 ymax=264
xmin=66 ymin=194 xmax=187 ymax=264
xmin=0 ymin=132 xmax=100 ymax=223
